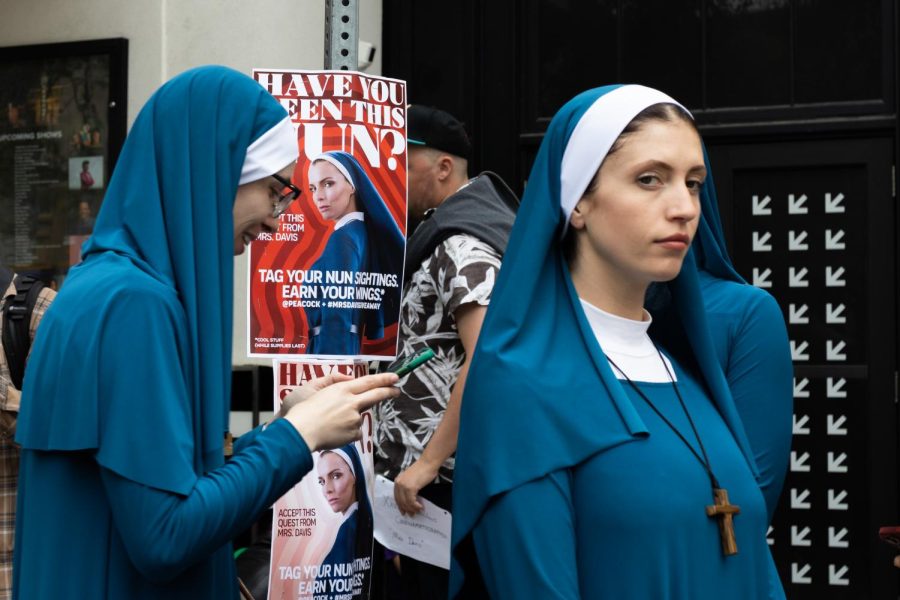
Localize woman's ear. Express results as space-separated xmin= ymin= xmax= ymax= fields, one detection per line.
xmin=569 ymin=200 xmax=587 ymax=230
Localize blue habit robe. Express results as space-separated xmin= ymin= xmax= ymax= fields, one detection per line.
xmin=697 ymin=271 xmax=793 ymax=520
xmin=472 ymin=357 xmax=772 ymax=598
xmin=307 ymin=220 xmax=368 ymax=355
xmin=316 ymin=509 xmax=360 ymax=598
xmin=14 ymin=67 xmax=313 ymax=599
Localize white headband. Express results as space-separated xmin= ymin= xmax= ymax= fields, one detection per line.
xmin=239 ymin=116 xmax=299 ymax=185
xmin=309 ymin=154 xmax=356 ymax=190
xmin=560 ymin=85 xmax=691 ymax=230
xmin=322 ymin=448 xmax=356 ymax=478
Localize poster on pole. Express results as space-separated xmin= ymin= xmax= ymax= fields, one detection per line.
xmin=248 ymin=69 xmax=407 ymax=361
xmin=269 ymin=360 xmax=376 ymax=600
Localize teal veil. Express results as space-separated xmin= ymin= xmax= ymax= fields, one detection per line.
xmin=449 ymin=85 xmax=759 ymax=594
xmin=692 ymin=146 xmax=745 ymax=283
xmin=17 ymin=66 xmax=293 ymax=493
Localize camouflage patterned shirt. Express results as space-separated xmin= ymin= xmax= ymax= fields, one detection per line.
xmin=375 ymin=233 xmax=501 ymax=483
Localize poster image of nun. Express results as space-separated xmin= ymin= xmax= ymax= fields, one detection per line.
xmin=269 ymin=360 xmax=376 ymax=600
xmin=248 ymin=69 xmax=407 ymax=361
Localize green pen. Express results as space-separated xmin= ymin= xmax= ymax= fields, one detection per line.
xmin=387 ymin=347 xmax=436 ymax=377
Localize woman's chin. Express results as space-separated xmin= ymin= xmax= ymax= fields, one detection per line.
xmin=647 ymin=259 xmax=689 ymax=283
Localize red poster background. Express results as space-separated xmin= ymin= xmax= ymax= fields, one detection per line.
xmin=248 ymin=70 xmax=407 ymax=359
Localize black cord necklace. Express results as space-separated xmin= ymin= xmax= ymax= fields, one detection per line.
xmin=605 ymin=345 xmax=741 ymax=557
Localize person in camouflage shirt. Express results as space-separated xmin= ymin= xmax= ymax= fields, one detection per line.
xmin=374 ymin=105 xmax=517 ymax=598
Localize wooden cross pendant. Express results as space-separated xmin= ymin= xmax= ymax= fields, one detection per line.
xmin=705 ymin=487 xmax=740 ymax=556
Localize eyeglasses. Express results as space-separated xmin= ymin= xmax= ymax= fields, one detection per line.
xmin=271 ymin=173 xmax=301 ymax=218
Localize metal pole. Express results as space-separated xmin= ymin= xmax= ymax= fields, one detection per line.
xmin=324 ymin=0 xmax=359 ymax=70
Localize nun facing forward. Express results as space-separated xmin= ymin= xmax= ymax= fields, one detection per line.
xmin=305 ymin=151 xmax=404 ymax=357
xmin=315 ymin=444 xmax=374 ymax=599
xmin=450 ymin=85 xmax=788 ymax=599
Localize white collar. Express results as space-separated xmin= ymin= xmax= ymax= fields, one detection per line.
xmin=579 ymin=299 xmax=653 ymax=357
xmin=335 ymin=211 xmax=364 ymax=230
xmin=579 ymin=298 xmax=676 ymax=382
xmin=340 ymin=501 xmax=359 ymax=523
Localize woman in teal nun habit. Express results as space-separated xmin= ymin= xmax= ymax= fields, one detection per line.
xmin=12 ymin=66 xmax=398 ymax=599
xmin=450 ymin=85 xmax=791 ymax=599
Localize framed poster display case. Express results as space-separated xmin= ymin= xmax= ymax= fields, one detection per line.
xmin=0 ymin=38 xmax=127 ymax=288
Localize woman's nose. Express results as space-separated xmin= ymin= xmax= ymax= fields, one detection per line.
xmin=668 ymin=186 xmax=700 ymax=222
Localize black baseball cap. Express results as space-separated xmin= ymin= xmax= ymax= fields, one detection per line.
xmin=407 ymin=105 xmax=471 ymax=160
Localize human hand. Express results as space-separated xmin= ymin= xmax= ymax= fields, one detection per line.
xmin=279 ymin=373 xmax=354 ymax=417
xmin=894 ymin=555 xmax=900 ymax=569
xmin=393 ymin=459 xmax=438 ymax=516
xmin=283 ymin=373 xmax=399 ymax=451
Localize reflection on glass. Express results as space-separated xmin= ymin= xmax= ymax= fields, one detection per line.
xmin=523 ymin=0 xmax=884 ymax=125
xmin=0 ymin=52 xmax=112 ymax=288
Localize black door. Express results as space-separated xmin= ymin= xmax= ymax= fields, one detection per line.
xmin=709 ymin=138 xmax=897 ymax=598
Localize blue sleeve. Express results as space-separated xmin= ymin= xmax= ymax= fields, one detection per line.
xmin=725 ymin=290 xmax=793 ymax=522
xmin=99 ymin=418 xmax=312 ymax=583
xmin=472 ymin=470 xmax=581 ymax=599
xmin=232 ymin=424 xmax=263 ymax=454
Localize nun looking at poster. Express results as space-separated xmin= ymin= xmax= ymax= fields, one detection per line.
xmin=305 ymin=151 xmax=405 ymax=357
xmin=316 ymin=444 xmax=374 ymax=597
xmin=450 ymin=84 xmax=792 ymax=599
xmin=12 ymin=67 xmax=399 ymax=599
